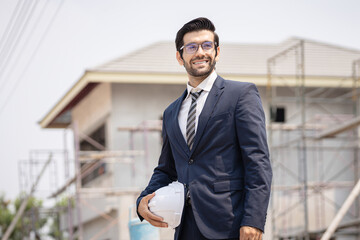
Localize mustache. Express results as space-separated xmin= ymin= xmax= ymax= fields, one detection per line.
xmin=191 ymin=57 xmax=211 ymax=62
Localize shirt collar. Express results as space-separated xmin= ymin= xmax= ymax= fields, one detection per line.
xmin=185 ymin=71 xmax=217 ymax=99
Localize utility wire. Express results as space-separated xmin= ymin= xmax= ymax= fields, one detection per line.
xmin=0 ymin=0 xmax=66 ymax=117
xmin=0 ymin=0 xmax=40 ymax=81
xmin=0 ymin=0 xmax=33 ymax=68
xmin=0 ymin=0 xmax=50 ymax=93
xmin=0 ymin=0 xmax=24 ymax=52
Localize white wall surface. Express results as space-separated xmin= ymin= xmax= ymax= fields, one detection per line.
xmin=110 ymin=82 xmax=186 ymax=189
xmin=72 ymin=83 xmax=112 ymax=135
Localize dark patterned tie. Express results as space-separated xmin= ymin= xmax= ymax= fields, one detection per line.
xmin=186 ymin=90 xmax=203 ymax=150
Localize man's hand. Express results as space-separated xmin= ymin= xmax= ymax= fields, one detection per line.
xmin=239 ymin=226 xmax=262 ymax=240
xmin=138 ymin=192 xmax=168 ymax=228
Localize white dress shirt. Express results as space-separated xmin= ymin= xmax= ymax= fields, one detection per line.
xmin=178 ymin=71 xmax=218 ymax=142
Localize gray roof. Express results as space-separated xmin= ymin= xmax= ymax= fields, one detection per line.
xmin=90 ymin=37 xmax=360 ymax=77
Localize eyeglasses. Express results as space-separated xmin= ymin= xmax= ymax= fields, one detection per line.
xmin=180 ymin=41 xmax=216 ymax=54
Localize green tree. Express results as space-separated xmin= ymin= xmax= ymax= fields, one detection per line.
xmin=0 ymin=194 xmax=13 ymax=236
xmin=0 ymin=193 xmax=48 ymax=240
xmin=49 ymin=196 xmax=75 ymax=239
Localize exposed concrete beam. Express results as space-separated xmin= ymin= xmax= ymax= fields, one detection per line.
xmin=315 ymin=116 xmax=360 ymax=139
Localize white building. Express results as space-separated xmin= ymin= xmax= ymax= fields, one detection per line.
xmin=40 ymin=37 xmax=360 ymax=239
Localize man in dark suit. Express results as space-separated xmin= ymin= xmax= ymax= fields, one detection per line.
xmin=137 ymin=17 xmax=272 ymax=240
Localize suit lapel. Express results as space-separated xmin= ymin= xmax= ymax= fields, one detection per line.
xmin=191 ymin=76 xmax=225 ymax=154
xmin=170 ymin=89 xmax=190 ymax=156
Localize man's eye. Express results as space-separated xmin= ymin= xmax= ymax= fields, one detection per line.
xmin=186 ymin=45 xmax=197 ymax=51
xmin=202 ymin=43 xmax=213 ymax=49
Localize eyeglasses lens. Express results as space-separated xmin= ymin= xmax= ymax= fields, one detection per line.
xmin=184 ymin=41 xmax=214 ymax=54
xmin=201 ymin=42 xmax=213 ymax=51
xmin=185 ymin=44 xmax=198 ymax=54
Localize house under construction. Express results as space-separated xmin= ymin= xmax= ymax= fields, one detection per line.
xmin=35 ymin=37 xmax=360 ymax=239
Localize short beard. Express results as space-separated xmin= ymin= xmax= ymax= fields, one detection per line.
xmin=184 ymin=57 xmax=216 ymax=78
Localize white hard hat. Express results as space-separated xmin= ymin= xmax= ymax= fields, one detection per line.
xmin=148 ymin=181 xmax=185 ymax=228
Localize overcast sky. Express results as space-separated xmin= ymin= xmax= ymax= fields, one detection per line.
xmin=0 ymin=0 xmax=360 ymax=200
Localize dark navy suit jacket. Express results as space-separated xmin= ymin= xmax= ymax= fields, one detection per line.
xmin=137 ymin=76 xmax=272 ymax=239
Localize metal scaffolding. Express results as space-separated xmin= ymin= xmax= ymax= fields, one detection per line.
xmin=267 ymin=42 xmax=360 ymax=239
xmin=16 ymin=150 xmax=62 ymax=239
xmin=44 ymin=120 xmax=162 ymax=239
xmin=15 ymin=119 xmax=161 ymax=239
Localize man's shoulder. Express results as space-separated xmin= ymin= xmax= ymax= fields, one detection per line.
xmin=223 ymin=78 xmax=255 ymax=87
xmin=220 ymin=77 xmax=257 ymax=92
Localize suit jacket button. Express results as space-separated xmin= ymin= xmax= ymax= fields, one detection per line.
xmin=188 ymin=159 xmax=194 ymax=165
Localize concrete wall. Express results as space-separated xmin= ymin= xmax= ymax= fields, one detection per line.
xmin=268 ymin=86 xmax=357 ymax=238
xmin=109 ymin=82 xmax=185 ymax=189
xmin=83 ymin=210 xmax=118 ymax=240
xmin=108 ymin=82 xmax=357 ymax=238
xmin=80 ymin=196 xmax=120 ymax=228
xmin=70 ymin=80 xmax=357 ymax=239
xmin=108 ymin=83 xmax=268 ymax=190
xmin=72 ymin=83 xmax=112 ymax=136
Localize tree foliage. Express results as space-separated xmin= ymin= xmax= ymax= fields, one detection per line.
xmin=0 ymin=193 xmax=73 ymax=239
xmin=0 ymin=193 xmax=47 ymax=239
xmin=0 ymin=194 xmax=13 ymax=236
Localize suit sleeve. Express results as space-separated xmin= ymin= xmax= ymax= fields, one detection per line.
xmin=136 ymin=112 xmax=178 ymax=221
xmin=235 ymin=83 xmax=272 ymax=232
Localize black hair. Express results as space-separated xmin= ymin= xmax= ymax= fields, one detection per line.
xmin=175 ymin=17 xmax=219 ymax=57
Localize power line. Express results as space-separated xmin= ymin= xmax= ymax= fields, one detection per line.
xmin=0 ymin=0 xmax=40 ymax=82
xmin=0 ymin=0 xmax=33 ymax=68
xmin=0 ymin=0 xmax=66 ymax=117
xmin=0 ymin=0 xmax=24 ymax=52
xmin=0 ymin=0 xmax=50 ymax=93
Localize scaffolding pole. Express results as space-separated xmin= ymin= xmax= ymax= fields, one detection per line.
xmin=352 ymin=58 xmax=360 ymax=240
xmin=299 ymin=40 xmax=310 ymax=240
xmin=73 ymin=121 xmax=84 ymax=240
xmin=321 ymin=178 xmax=360 ymax=240
xmin=268 ymin=41 xmax=310 ymax=239
xmin=64 ymin=128 xmax=74 ymax=240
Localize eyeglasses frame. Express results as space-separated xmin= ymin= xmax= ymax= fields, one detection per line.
xmin=179 ymin=41 xmax=217 ymax=54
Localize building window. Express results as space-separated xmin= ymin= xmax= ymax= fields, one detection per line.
xmin=270 ymin=106 xmax=286 ymax=123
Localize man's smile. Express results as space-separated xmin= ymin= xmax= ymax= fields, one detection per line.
xmin=192 ymin=59 xmax=210 ymax=66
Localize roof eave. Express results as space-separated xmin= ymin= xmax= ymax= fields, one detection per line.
xmin=39 ymin=71 xmax=91 ymax=129
xmin=39 ymin=70 xmax=356 ymax=129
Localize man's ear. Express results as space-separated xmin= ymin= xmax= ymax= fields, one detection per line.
xmin=176 ymin=51 xmax=184 ymax=66
xmin=215 ymin=46 xmax=220 ymax=62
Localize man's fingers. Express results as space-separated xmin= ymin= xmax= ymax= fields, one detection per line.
xmin=147 ymin=219 xmax=168 ymax=228
xmin=146 ymin=210 xmax=164 ymax=222
xmin=143 ymin=193 xmax=164 ymax=221
xmin=138 ymin=193 xmax=156 ymax=219
xmin=146 ymin=209 xmax=168 ymax=228
xmin=141 ymin=208 xmax=168 ymax=228
xmin=239 ymin=227 xmax=244 ymax=240
xmin=139 ymin=192 xmax=168 ymax=228
xmin=239 ymin=226 xmax=262 ymax=240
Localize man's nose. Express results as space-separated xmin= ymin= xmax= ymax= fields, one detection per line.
xmin=195 ymin=45 xmax=206 ymax=56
